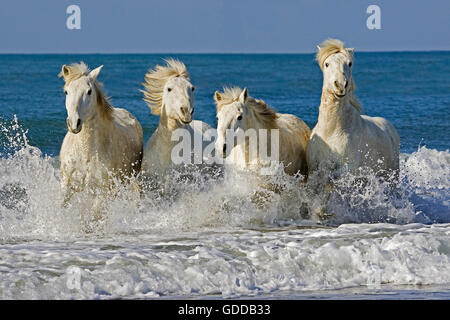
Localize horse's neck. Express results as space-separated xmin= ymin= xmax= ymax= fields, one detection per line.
xmin=156 ymin=107 xmax=184 ymax=145
xmin=317 ymin=90 xmax=359 ymax=135
xmin=246 ymin=108 xmax=274 ymax=131
xmin=237 ymin=109 xmax=276 ymax=166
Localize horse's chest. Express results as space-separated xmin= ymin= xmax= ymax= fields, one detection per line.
xmin=63 ymin=142 xmax=116 ymax=183
xmin=309 ymin=130 xmax=353 ymax=168
xmin=318 ymin=131 xmax=348 ymax=156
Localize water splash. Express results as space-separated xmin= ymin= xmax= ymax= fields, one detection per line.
xmin=0 ymin=117 xmax=449 ymax=299
xmin=0 ymin=117 xmax=448 ymax=241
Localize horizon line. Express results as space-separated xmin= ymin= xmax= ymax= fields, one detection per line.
xmin=0 ymin=49 xmax=449 ymax=55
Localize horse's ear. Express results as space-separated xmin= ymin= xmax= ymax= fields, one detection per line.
xmin=59 ymin=65 xmax=71 ymax=80
xmin=316 ymin=45 xmax=321 ymax=52
xmin=214 ymin=91 xmax=222 ymax=103
xmin=239 ymin=88 xmax=248 ymax=104
xmin=89 ymin=65 xmax=103 ymax=80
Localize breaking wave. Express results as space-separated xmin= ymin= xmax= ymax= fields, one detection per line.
xmin=0 ymin=117 xmax=449 ymax=298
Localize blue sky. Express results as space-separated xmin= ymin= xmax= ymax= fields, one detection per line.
xmin=0 ymin=0 xmax=448 ymax=53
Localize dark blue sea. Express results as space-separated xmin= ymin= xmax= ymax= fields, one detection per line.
xmin=1 ymin=53 xmax=449 ymax=155
xmin=0 ymin=53 xmax=449 ymax=299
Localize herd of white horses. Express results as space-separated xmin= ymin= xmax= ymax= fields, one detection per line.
xmin=58 ymin=39 xmax=399 ymax=209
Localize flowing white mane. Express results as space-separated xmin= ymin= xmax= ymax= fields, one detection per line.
xmin=316 ymin=39 xmax=362 ymax=112
xmin=215 ymin=87 xmax=279 ymax=129
xmin=141 ymin=59 xmax=190 ymax=115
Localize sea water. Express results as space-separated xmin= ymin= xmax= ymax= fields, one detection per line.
xmin=0 ymin=53 xmax=449 ymax=299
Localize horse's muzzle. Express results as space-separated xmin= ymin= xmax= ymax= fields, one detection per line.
xmin=216 ymin=143 xmax=227 ymax=158
xmin=67 ymin=118 xmax=82 ymax=134
xmin=179 ymin=117 xmax=192 ymax=125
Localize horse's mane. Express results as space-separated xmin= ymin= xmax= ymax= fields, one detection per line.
xmin=316 ymin=39 xmax=362 ymax=112
xmin=215 ymin=87 xmax=279 ymax=129
xmin=58 ymin=62 xmax=113 ymax=118
xmin=141 ymin=59 xmax=190 ymax=116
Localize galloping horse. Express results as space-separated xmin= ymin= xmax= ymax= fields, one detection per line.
xmin=141 ymin=59 xmax=215 ymax=178
xmin=59 ymin=62 xmax=143 ymax=201
xmin=214 ymin=87 xmax=310 ymax=177
xmin=306 ymin=39 xmax=399 ymax=181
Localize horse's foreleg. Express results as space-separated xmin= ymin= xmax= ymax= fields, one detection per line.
xmin=61 ymin=180 xmax=74 ymax=208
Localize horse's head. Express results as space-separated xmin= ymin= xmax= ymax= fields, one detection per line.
xmin=142 ymin=59 xmax=194 ymax=126
xmin=59 ymin=63 xmax=103 ymax=134
xmin=317 ymin=39 xmax=354 ymax=99
xmin=214 ymin=88 xmax=249 ymax=158
xmin=162 ymin=75 xmax=195 ymax=125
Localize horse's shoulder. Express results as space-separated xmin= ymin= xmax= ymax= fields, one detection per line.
xmin=277 ymin=112 xmax=303 ymax=123
xmin=361 ymin=114 xmax=392 ymax=132
xmin=361 ymin=114 xmax=399 ymax=145
xmin=112 ymin=107 xmax=135 ymax=122
xmin=277 ymin=113 xmax=311 ymax=134
xmin=111 ymin=108 xmax=142 ymax=131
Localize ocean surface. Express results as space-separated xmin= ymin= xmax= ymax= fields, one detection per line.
xmin=0 ymin=53 xmax=449 ymax=299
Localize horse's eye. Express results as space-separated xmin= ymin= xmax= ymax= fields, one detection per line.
xmin=191 ymin=86 xmax=195 ymax=92
xmin=237 ymin=115 xmax=243 ymax=121
xmin=87 ymin=89 xmax=92 ymax=95
xmin=349 ymin=62 xmax=353 ymax=67
xmin=64 ymin=90 xmax=68 ymax=95
xmin=167 ymin=88 xmax=172 ymax=92
xmin=325 ymin=63 xmax=329 ymax=68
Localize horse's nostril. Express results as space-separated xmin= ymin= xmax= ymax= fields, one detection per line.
xmin=223 ymin=144 xmax=227 ymax=154
xmin=76 ymin=119 xmax=81 ymax=128
xmin=191 ymin=108 xmax=194 ymax=115
xmin=334 ymin=80 xmax=339 ymax=88
xmin=345 ymin=80 xmax=349 ymax=88
xmin=180 ymin=108 xmax=185 ymax=115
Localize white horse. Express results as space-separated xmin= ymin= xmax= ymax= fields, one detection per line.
xmin=214 ymin=87 xmax=311 ymax=177
xmin=306 ymin=39 xmax=399 ymax=181
xmin=140 ymin=59 xmax=215 ymax=178
xmin=59 ymin=62 xmax=143 ymax=200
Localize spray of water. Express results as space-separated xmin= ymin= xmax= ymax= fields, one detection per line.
xmin=0 ymin=117 xmax=450 ymax=299
xmin=0 ymin=116 xmax=448 ymax=242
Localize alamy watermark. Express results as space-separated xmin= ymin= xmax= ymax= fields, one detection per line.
xmin=65 ymin=4 xmax=380 ymax=31
xmin=66 ymin=5 xmax=380 ymax=31
xmin=170 ymin=128 xmax=280 ymax=175
xmin=66 ymin=266 xmax=82 ymax=290
xmin=366 ymin=5 xmax=381 ymax=30
xmin=66 ymin=5 xmax=81 ymax=30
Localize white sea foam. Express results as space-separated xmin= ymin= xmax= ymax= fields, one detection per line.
xmin=0 ymin=118 xmax=449 ymax=299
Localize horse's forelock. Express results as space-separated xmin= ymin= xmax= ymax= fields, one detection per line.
xmin=316 ymin=39 xmax=352 ymax=70
xmin=215 ymin=87 xmax=243 ymax=113
xmin=59 ymin=62 xmax=90 ymax=87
